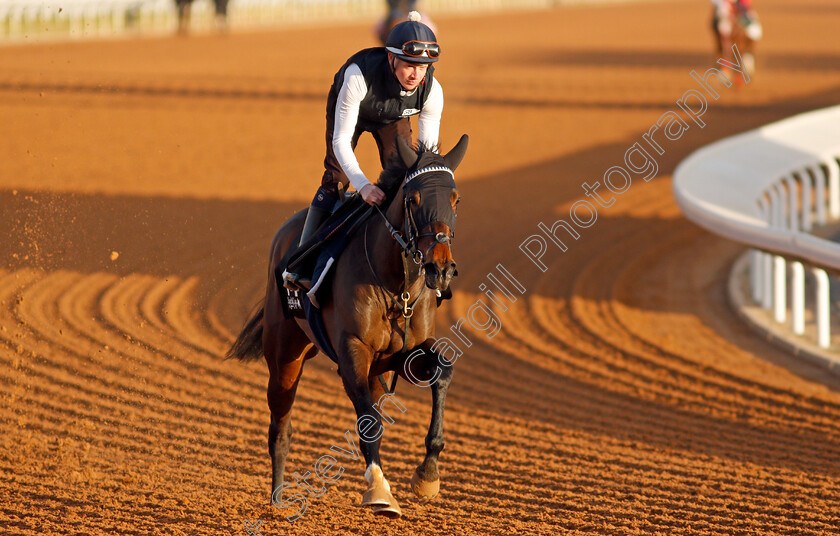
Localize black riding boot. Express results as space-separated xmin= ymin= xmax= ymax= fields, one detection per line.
xmin=282 ymin=205 xmax=330 ymax=291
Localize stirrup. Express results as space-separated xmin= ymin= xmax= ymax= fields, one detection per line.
xmin=282 ymin=270 xmax=311 ymax=292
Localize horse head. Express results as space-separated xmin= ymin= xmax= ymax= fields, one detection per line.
xmin=395 ymin=134 xmax=468 ymax=292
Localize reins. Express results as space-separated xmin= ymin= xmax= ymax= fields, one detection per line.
xmin=363 ymin=220 xmax=425 ymax=318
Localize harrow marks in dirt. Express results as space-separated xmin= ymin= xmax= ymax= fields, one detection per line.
xmin=4 ymin=211 xmax=839 ymax=536
xmin=439 ymin=179 xmax=840 ymax=535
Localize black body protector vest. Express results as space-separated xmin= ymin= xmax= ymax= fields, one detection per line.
xmin=329 ymin=47 xmax=436 ymax=133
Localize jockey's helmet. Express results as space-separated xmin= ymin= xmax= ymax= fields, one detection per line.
xmin=385 ymin=11 xmax=439 ymax=64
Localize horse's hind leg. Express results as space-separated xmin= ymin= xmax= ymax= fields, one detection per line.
xmin=408 ymin=343 xmax=454 ymax=501
xmin=264 ymin=319 xmax=314 ymax=507
xmin=267 ymin=358 xmax=302 ymax=505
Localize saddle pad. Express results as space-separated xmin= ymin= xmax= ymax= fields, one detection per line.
xmin=302 ymin=297 xmax=340 ymax=365
xmin=280 ymin=287 xmax=306 ymax=319
xmin=276 ymin=194 xmax=378 ymax=363
xmin=305 ymin=221 xmax=352 ymax=309
xmin=274 ymin=248 xmax=339 ymax=362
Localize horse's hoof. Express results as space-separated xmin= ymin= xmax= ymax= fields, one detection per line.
xmin=410 ymin=469 xmax=440 ymax=501
xmin=373 ymin=494 xmax=402 ymax=518
xmin=361 ymin=485 xmax=392 ymax=507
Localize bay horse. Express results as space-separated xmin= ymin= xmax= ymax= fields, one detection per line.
xmin=227 ymin=134 xmax=468 ymax=518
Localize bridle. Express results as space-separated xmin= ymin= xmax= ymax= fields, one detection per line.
xmin=374 ymin=164 xmax=456 ymax=265
xmin=363 ymin=164 xmax=456 ymax=356
xmin=363 ymin=164 xmax=458 ymax=395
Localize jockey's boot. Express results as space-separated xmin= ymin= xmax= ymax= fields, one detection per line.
xmin=282 ymin=205 xmax=330 ymax=291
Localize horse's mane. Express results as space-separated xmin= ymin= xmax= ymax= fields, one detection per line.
xmin=375 ymin=142 xmax=443 ymax=202
xmin=375 ymin=159 xmax=408 ymax=200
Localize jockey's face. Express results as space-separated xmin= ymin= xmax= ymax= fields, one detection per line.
xmin=389 ymin=54 xmax=429 ymax=91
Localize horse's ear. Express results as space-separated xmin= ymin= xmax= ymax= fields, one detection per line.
xmin=396 ymin=135 xmax=419 ymax=168
xmin=443 ymin=134 xmax=469 ymax=171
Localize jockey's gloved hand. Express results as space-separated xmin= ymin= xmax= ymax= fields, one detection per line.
xmin=361 ymin=184 xmax=386 ymax=206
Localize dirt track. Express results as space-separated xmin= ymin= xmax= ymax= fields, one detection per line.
xmin=2 ymin=1 xmax=840 ymax=534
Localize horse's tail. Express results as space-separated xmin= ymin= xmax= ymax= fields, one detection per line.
xmin=225 ymin=301 xmax=264 ymax=362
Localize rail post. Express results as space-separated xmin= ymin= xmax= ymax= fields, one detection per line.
xmin=784 ymin=176 xmax=798 ymax=231
xmin=791 ymin=261 xmax=805 ymax=335
xmin=828 ymin=157 xmax=840 ymax=219
xmin=814 ymin=268 xmax=831 ymax=348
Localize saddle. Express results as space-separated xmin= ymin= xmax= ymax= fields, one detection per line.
xmin=277 ymin=192 xmax=372 ymax=319
xmin=276 ymin=186 xmax=452 ymax=324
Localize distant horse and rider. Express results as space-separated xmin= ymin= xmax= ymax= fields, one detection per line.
xmin=175 ymin=0 xmax=229 ymax=34
xmin=710 ymin=0 xmax=762 ymax=78
xmin=375 ymin=0 xmax=436 ymax=45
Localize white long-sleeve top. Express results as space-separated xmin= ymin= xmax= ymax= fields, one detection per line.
xmin=332 ymin=63 xmax=444 ymax=191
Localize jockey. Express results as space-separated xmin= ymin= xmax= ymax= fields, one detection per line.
xmin=710 ymin=0 xmax=761 ymax=75
xmin=284 ymin=11 xmax=443 ymax=290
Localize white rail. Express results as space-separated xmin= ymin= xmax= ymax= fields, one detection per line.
xmin=673 ymin=105 xmax=840 ymax=349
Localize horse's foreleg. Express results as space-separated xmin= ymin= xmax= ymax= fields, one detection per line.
xmin=411 ymin=347 xmax=454 ymax=501
xmin=339 ymin=337 xmax=401 ymax=517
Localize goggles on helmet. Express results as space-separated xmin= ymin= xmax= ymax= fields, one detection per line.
xmin=400 ymin=41 xmax=440 ymax=59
